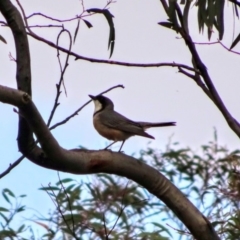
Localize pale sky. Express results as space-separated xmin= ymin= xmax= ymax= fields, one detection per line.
xmin=0 ymin=0 xmax=240 ymax=238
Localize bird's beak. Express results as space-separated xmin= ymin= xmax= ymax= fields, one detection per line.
xmin=89 ymin=95 xmax=96 ymax=100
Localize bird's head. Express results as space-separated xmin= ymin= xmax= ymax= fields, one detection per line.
xmin=89 ymin=94 xmax=114 ymax=114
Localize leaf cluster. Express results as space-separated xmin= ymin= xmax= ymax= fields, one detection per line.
xmin=1 ymin=132 xmax=240 ymax=239
xmin=139 ymin=131 xmax=240 ymax=239
xmin=158 ymin=0 xmax=240 ymax=48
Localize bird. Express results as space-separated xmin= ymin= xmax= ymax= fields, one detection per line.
xmin=89 ymin=94 xmax=176 ymax=152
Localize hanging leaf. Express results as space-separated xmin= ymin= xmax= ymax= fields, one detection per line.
xmin=87 ymin=8 xmax=115 ymax=58
xmin=183 ymin=0 xmax=191 ymax=34
xmin=207 ymin=0 xmax=215 ymax=40
xmin=230 ymin=32 xmax=240 ymax=49
xmin=83 ymin=19 xmax=93 ymax=28
xmin=73 ymin=19 xmax=80 ymax=43
xmin=168 ymin=0 xmax=179 ymax=31
xmin=216 ymin=0 xmax=225 ymax=40
xmin=158 ymin=21 xmax=174 ymax=30
xmin=0 ymin=35 xmax=7 ymax=44
xmin=197 ymin=0 xmax=206 ymax=33
xmin=233 ymin=2 xmax=239 ymax=18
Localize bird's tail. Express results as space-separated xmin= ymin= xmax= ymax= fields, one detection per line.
xmin=139 ymin=121 xmax=176 ymax=130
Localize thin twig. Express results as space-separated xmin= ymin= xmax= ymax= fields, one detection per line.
xmin=102 ymin=214 xmax=109 ymax=240
xmin=49 ymin=84 xmax=124 ymax=130
xmin=28 ymin=24 xmax=63 ymax=28
xmin=107 ymin=181 xmax=129 ymax=237
xmin=28 ymin=31 xmax=197 ymax=71
xmin=14 ymin=0 xmax=198 ymax=73
xmin=0 ymin=155 xmax=24 ymax=179
xmin=57 ymin=172 xmax=76 ymax=236
xmin=194 ymin=40 xmax=240 ymax=55
xmin=178 ymin=67 xmax=214 ymax=102
xmin=47 ymin=29 xmax=72 ymax=127
xmin=46 ymin=183 xmax=79 ymax=240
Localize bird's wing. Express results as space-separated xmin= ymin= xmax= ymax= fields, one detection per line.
xmin=99 ymin=110 xmax=154 ymax=138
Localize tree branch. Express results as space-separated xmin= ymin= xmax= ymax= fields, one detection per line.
xmin=49 ymin=84 xmax=124 ymax=130
xmin=159 ymin=0 xmax=240 ymax=138
xmin=178 ymin=67 xmax=215 ymax=102
xmin=28 ymin=30 xmax=196 ymax=71
xmin=0 ymin=0 xmax=34 ymax=155
xmin=0 ymin=84 xmax=220 ymax=240
xmin=0 ymin=155 xmax=24 ymax=179
xmin=183 ymin=27 xmax=240 ymax=138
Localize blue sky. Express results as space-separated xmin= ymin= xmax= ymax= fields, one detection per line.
xmin=0 ymin=0 xmax=240 ymax=238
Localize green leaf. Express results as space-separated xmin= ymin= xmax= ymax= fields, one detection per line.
xmin=233 ymin=2 xmax=239 ymax=18
xmin=158 ymin=21 xmax=174 ymax=30
xmin=83 ymin=19 xmax=93 ymax=28
xmin=17 ymin=224 xmax=25 ymax=233
xmin=39 ymin=186 xmax=60 ymax=191
xmin=4 ymin=188 xmax=15 ymax=197
xmin=87 ymin=8 xmax=115 ymax=58
xmin=168 ymin=0 xmax=179 ymax=31
xmin=197 ymin=0 xmax=206 ymax=33
xmin=230 ymin=32 xmax=240 ymax=49
xmin=0 ymin=207 xmax=8 ymax=212
xmin=207 ymin=0 xmax=215 ymax=40
xmin=2 ymin=188 xmax=14 ymax=204
xmin=0 ymin=35 xmax=7 ymax=44
xmin=19 ymin=194 xmax=27 ymax=198
xmin=56 ymin=178 xmax=74 ymax=185
xmin=216 ymin=0 xmax=225 ymax=40
xmin=16 ymin=206 xmax=25 ymax=212
xmin=183 ymin=0 xmax=191 ymax=34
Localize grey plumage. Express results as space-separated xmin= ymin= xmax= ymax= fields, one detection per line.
xmin=89 ymin=94 xmax=175 ymax=151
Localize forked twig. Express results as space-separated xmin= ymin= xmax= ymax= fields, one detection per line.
xmin=47 ymin=29 xmax=72 ymax=127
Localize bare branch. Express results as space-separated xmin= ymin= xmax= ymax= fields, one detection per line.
xmin=107 ymin=181 xmax=129 ymax=237
xmin=185 ymin=35 xmax=240 ymax=138
xmin=49 ymin=84 xmax=124 ymax=130
xmin=0 ymin=84 xmax=123 ymax=179
xmin=0 ymin=155 xmax=24 ymax=179
xmin=28 ymin=30 xmax=197 ymax=71
xmin=47 ymin=29 xmax=72 ymax=127
xmin=163 ymin=1 xmax=240 ymax=138
xmin=56 ymin=173 xmax=78 ymax=239
xmin=0 ymin=84 xmax=220 ymax=240
xmin=194 ymin=40 xmax=240 ymax=55
xmin=178 ymin=67 xmax=214 ymax=102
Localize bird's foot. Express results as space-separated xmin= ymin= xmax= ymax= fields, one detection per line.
xmin=102 ymin=148 xmax=112 ymax=151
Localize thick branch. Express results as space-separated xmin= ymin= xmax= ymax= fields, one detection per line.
xmin=0 ymin=84 xmax=220 ymax=240
xmin=0 ymin=0 xmax=34 ymax=155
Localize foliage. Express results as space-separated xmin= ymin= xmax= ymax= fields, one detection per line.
xmin=0 ymin=133 xmax=240 ymax=240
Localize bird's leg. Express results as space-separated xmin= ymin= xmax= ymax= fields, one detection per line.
xmin=104 ymin=141 xmax=117 ymax=150
xmin=118 ymin=141 xmax=125 ymax=152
